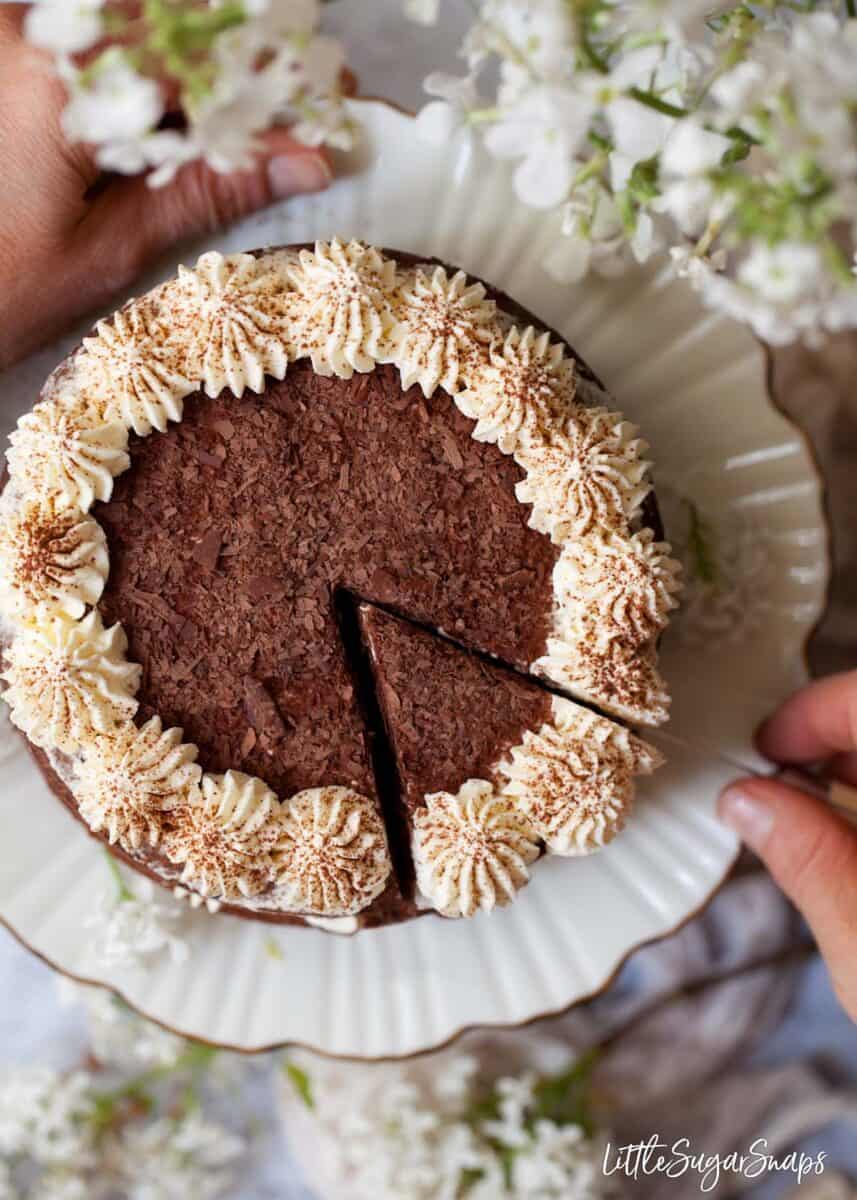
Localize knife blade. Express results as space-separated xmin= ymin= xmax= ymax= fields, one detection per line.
xmin=645 ymin=726 xmax=857 ymax=822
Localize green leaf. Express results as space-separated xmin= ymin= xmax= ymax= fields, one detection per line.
xmin=706 ymin=4 xmax=754 ymax=34
xmin=627 ymin=156 xmax=660 ymax=205
xmin=529 ymin=1048 xmax=600 ymax=1136
xmin=721 ymin=138 xmax=752 ymax=166
xmin=90 ymin=1091 xmax=118 ymax=1136
xmin=285 ymin=1062 xmax=314 ymax=1110
xmin=463 ymin=1085 xmax=503 ymax=1127
xmin=587 ymin=128 xmax=612 ymax=152
xmin=459 ymin=1167 xmax=486 ymax=1194
xmin=180 ymin=1042 xmax=219 ymax=1074
xmin=90 ymin=1084 xmax=154 ymax=1139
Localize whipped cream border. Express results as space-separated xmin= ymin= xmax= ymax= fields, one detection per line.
xmin=0 ymin=239 xmax=675 ymax=921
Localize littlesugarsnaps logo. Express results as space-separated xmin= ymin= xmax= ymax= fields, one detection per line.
xmin=602 ymin=1135 xmax=826 ymax=1193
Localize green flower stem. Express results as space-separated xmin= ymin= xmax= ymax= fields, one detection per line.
xmin=628 ymin=87 xmax=688 ymax=119
xmin=571 ymin=150 xmax=609 ymax=189
xmin=89 ymin=1043 xmax=219 ymax=1139
xmin=627 ymin=89 xmax=759 ymax=150
xmin=695 ymin=217 xmax=724 ymax=258
xmin=103 ymin=850 xmax=135 ymax=904
xmin=580 ymin=30 xmax=609 ymax=74
xmin=467 ymin=107 xmax=503 ymax=125
xmin=119 ymin=1044 xmax=217 ymax=1099
xmin=471 ymin=5 xmax=535 ymax=76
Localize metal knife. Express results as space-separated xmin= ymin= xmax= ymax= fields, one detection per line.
xmin=645 ymin=726 xmax=857 ymax=822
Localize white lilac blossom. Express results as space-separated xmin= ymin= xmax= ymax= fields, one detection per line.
xmin=1 ymin=996 xmax=247 ymax=1199
xmin=0 ymin=1070 xmax=244 ymax=1200
xmin=416 ymin=72 xmax=483 ymax=147
xmin=0 ymin=1068 xmax=95 ymax=1169
xmin=282 ymin=1047 xmax=613 ymax=1199
xmin=25 ymin=0 xmax=105 ymax=54
xmin=59 ymin=50 xmax=163 ymax=149
xmin=409 ymin=1 xmax=857 ymax=345
xmin=116 ymin=1113 xmax=245 ymax=1200
xmin=59 ymin=981 xmax=187 ymax=1072
xmin=484 ymin=84 xmax=597 ymax=210
xmin=85 ymin=869 xmax=188 ymax=971
xmin=25 ymin=0 xmax=352 ymax=187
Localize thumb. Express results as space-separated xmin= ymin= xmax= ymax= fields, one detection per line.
xmin=77 ymin=129 xmax=332 ymax=295
xmin=718 ymin=777 xmax=857 ymax=1015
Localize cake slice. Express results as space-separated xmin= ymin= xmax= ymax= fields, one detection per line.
xmin=358 ymin=604 xmax=662 ymax=918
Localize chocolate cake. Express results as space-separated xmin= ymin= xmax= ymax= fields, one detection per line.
xmin=0 ymin=240 xmax=682 ymax=929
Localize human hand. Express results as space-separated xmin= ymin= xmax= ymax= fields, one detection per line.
xmin=718 ymin=670 xmax=857 ymax=1022
xmin=0 ymin=4 xmax=333 ymax=369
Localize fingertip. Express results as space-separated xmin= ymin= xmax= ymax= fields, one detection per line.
xmin=753 ymin=671 xmax=857 ymax=766
xmin=267 ymin=149 xmax=333 ymax=200
xmin=257 ymin=131 xmax=333 ymax=200
xmin=258 ymin=129 xmax=334 ymax=170
xmin=717 ymin=779 xmax=776 ymax=852
xmin=717 ymin=774 xmax=857 ymax=967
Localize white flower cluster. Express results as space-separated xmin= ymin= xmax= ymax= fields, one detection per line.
xmin=25 ymin=0 xmax=353 ymax=187
xmin=61 ymin=981 xmax=188 ymax=1072
xmin=0 ymin=1067 xmax=96 ymax=1195
xmin=412 ymin=1 xmax=857 ymax=344
xmin=117 ymin=1113 xmax=246 ymax=1200
xmin=84 ymin=859 xmax=189 ymax=972
xmin=284 ymin=1048 xmax=615 ymax=1199
xmin=0 ymin=997 xmax=245 ymax=1200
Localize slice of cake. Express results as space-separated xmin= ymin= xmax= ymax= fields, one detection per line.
xmin=359 ymin=604 xmax=663 ymax=918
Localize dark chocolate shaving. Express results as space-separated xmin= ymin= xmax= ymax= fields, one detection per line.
xmin=192 ymin=528 xmax=223 ymax=571
xmin=242 ymin=677 xmax=289 ymax=747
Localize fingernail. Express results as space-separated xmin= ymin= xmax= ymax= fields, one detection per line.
xmin=268 ymin=154 xmax=333 ymax=199
xmin=717 ymin=787 xmax=775 ymax=852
